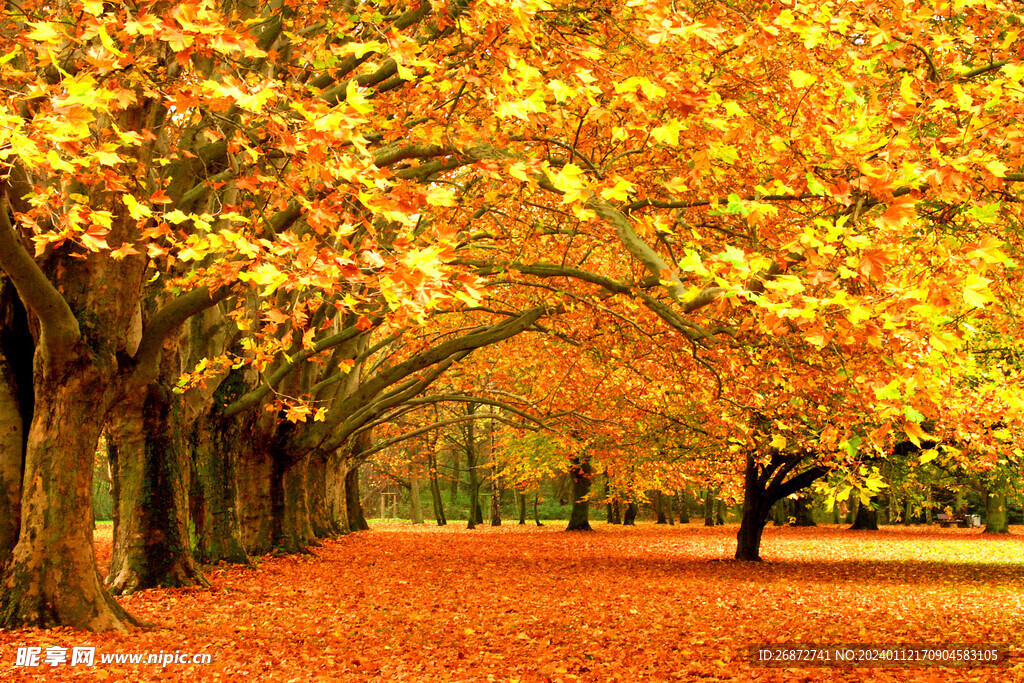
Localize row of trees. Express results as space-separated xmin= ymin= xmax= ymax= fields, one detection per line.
xmin=2 ymin=0 xmax=1022 ymax=630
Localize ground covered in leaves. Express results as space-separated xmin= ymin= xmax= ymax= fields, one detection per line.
xmin=1 ymin=523 xmax=1021 ymax=681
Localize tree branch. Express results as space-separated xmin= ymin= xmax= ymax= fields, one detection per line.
xmin=0 ymin=184 xmax=80 ymax=367
xmin=129 ymin=285 xmax=235 ymax=389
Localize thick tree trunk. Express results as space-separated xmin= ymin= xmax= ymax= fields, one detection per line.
xmin=736 ymin=456 xmax=771 ymax=561
xmin=735 ymin=453 xmax=829 ymax=560
xmin=410 ymin=474 xmax=424 ymax=524
xmin=517 ymin=491 xmax=527 ymax=525
xmin=0 ymin=356 xmax=23 ymax=560
xmin=0 ymin=285 xmax=31 ymax=561
xmin=106 ymin=386 xmax=208 ymax=596
xmin=269 ymin=445 xmax=317 ymax=554
xmin=735 ymin=507 xmax=770 ymax=561
xmin=715 ymin=499 xmax=726 ymax=525
xmin=190 ymin=409 xmax=251 ymax=564
xmin=0 ymin=370 xmax=142 ymax=631
xmin=566 ymin=454 xmax=593 ymax=531
xmin=326 ymin=455 xmax=351 ymax=535
xmin=984 ymin=493 xmax=1009 ymax=533
xmin=428 ymin=450 xmax=446 ymax=526
xmin=623 ymin=502 xmax=638 ymax=526
xmin=309 ymin=452 xmax=345 ymax=538
xmin=345 ymin=464 xmax=370 ymax=531
xmin=677 ymin=492 xmax=689 ymax=523
xmin=850 ymin=502 xmax=878 ymax=530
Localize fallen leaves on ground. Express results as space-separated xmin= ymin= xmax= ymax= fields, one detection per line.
xmin=1 ymin=523 xmax=1021 ymax=682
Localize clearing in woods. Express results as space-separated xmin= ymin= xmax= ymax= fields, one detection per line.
xmin=0 ymin=523 xmax=1021 ymax=682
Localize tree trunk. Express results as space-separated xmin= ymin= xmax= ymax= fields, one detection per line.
xmin=793 ymin=496 xmax=816 ymax=527
xmin=106 ymin=385 xmax=208 ymax=596
xmin=310 ymin=452 xmax=348 ymax=537
xmin=0 ymin=284 xmax=31 ymax=561
xmin=0 ymin=354 xmax=23 ymax=561
xmin=489 ymin=480 xmax=502 ymax=527
xmin=449 ymin=449 xmax=459 ymax=506
xmin=772 ymin=498 xmax=789 ymax=526
xmin=427 ymin=450 xmax=446 ymax=526
xmin=534 ymin=492 xmax=543 ymax=526
xmin=466 ymin=403 xmax=481 ymax=529
xmin=328 ymin=455 xmax=351 ymax=534
xmin=623 ymin=502 xmax=638 ymax=526
xmin=736 ymin=456 xmax=772 ymax=561
xmin=408 ymin=474 xmax=423 ymax=524
xmin=566 ymin=454 xmax=593 ymax=531
xmin=517 ymin=491 xmax=527 ymax=525
xmin=677 ymin=492 xmax=689 ymax=524
xmin=345 ymin=464 xmax=369 ymax=532
xmin=735 ymin=453 xmax=829 ymax=561
xmin=984 ymin=493 xmax=1009 ymax=533
xmin=850 ymin=502 xmax=878 ymax=530
xmin=715 ymin=499 xmax=726 ymax=525
xmin=704 ymin=489 xmax=716 ymax=527
xmin=189 ymin=409 xmax=251 ymax=564
xmin=269 ymin=445 xmax=317 ymax=554
xmin=0 ymin=368 xmax=142 ymax=631
xmin=654 ymin=491 xmax=668 ymax=524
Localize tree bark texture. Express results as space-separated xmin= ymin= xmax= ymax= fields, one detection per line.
xmin=566 ymin=454 xmax=593 ymax=531
xmin=106 ymin=385 xmax=208 ymax=595
xmin=984 ymin=493 xmax=1009 ymax=533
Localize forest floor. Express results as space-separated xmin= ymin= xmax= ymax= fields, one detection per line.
xmin=1 ymin=522 xmax=1022 ymax=682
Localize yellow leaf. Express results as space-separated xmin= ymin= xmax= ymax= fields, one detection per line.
xmin=962 ymin=273 xmax=996 ymax=308
xmin=770 ymin=435 xmax=787 ymax=450
xmin=985 ymin=159 xmax=1008 ymax=177
xmin=46 ymin=150 xmax=76 ymax=173
xmin=599 ymin=179 xmax=635 ymax=202
xmin=547 ymin=163 xmax=587 ymax=194
xmin=98 ymin=25 xmax=124 ymax=57
xmin=508 ymin=162 xmax=530 ymax=182
xmin=345 ymin=80 xmax=372 ymax=114
xmin=122 ymin=194 xmax=152 ymax=219
xmin=904 ymin=420 xmax=930 ymax=448
xmin=425 ymin=186 xmax=457 ymax=207
xmin=651 ymin=119 xmax=685 ymax=147
xmin=966 ymin=237 xmax=1010 ymax=264
xmin=25 ymin=21 xmax=63 ymax=44
xmin=929 ymin=332 xmax=958 ymax=354
xmin=788 ymin=70 xmax=817 ymax=88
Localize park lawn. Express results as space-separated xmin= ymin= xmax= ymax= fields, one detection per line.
xmin=1 ymin=523 xmax=1021 ymax=682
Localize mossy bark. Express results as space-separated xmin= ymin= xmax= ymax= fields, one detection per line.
xmin=106 ymin=386 xmax=208 ymax=595
xmin=0 ymin=368 xmax=143 ymax=631
xmin=984 ymin=493 xmax=1009 ymax=534
xmin=189 ymin=409 xmax=250 ymax=565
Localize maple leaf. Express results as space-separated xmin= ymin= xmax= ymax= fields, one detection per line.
xmin=875 ymin=194 xmax=917 ymax=229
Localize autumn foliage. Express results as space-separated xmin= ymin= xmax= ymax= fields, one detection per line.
xmin=0 ymin=523 xmax=1020 ymax=681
